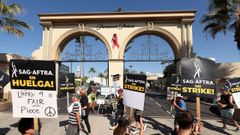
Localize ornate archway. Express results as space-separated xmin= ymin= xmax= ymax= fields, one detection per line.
xmin=119 ymin=26 xmax=181 ymax=60
xmin=33 ymin=11 xmax=195 ymax=86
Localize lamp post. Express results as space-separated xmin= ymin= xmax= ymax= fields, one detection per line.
xmin=129 ymin=65 xmax=133 ymax=73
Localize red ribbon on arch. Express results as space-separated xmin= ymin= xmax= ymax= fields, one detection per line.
xmin=112 ymin=33 xmax=120 ymax=49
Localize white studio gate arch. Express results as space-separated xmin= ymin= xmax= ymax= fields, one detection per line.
xmin=32 ymin=10 xmax=195 ymax=87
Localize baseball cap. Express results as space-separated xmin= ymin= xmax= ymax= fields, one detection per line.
xmin=117 ymin=88 xmax=123 ymax=92
xmin=72 ymin=93 xmax=81 ymax=99
xmin=222 ymin=85 xmax=230 ymax=91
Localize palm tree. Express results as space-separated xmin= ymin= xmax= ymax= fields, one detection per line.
xmin=104 ymin=68 xmax=109 ymax=86
xmin=201 ymin=0 xmax=240 ymax=49
xmin=0 ymin=0 xmax=31 ymax=37
xmin=88 ymin=67 xmax=96 ymax=78
xmin=98 ymin=72 xmax=105 ymax=85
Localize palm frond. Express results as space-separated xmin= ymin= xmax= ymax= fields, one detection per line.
xmin=1 ymin=25 xmax=23 ymax=37
xmin=0 ymin=1 xmax=23 ymax=16
xmin=203 ymin=22 xmax=227 ymax=38
xmin=1 ymin=17 xmax=31 ymax=37
xmin=0 ymin=0 xmax=30 ymax=37
xmin=234 ymin=22 xmax=240 ymax=49
xmin=3 ymin=17 xmax=31 ymax=29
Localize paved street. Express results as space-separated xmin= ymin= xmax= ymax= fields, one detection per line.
xmin=1 ymin=111 xmax=240 ymax=135
xmin=1 ymin=90 xmax=239 ymax=135
xmin=143 ymin=91 xmax=220 ymax=119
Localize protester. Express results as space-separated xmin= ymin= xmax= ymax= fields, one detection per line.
xmin=175 ymin=110 xmax=197 ymax=135
xmin=113 ymin=116 xmax=131 ymax=135
xmin=80 ymin=87 xmax=92 ymax=135
xmin=132 ymin=109 xmax=147 ymax=135
xmin=88 ymin=88 xmax=97 ymax=113
xmin=66 ymin=93 xmax=81 ymax=135
xmin=110 ymin=88 xmax=125 ymax=130
xmin=18 ymin=118 xmax=41 ymax=135
xmin=171 ymin=93 xmax=187 ymax=133
xmin=217 ymin=85 xmax=240 ymax=131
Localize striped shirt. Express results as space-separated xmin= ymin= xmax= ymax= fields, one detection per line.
xmin=68 ymin=102 xmax=80 ymax=125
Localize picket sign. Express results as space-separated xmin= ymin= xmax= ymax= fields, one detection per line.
xmin=9 ymin=60 xmax=58 ymax=135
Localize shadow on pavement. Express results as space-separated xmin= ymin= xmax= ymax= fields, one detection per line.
xmin=59 ymin=120 xmax=68 ymax=127
xmin=106 ymin=114 xmax=115 ymax=126
xmin=0 ymin=128 xmax=10 ymax=135
xmin=59 ymin=120 xmax=89 ymax=135
xmin=144 ymin=116 xmax=172 ymax=134
xmin=201 ymin=120 xmax=232 ymax=135
xmin=10 ymin=122 xmax=18 ymax=128
xmin=209 ymin=106 xmax=220 ymax=116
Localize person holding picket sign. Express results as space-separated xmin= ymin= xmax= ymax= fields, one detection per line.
xmin=171 ymin=93 xmax=187 ymax=134
xmin=217 ymin=85 xmax=240 ymax=131
xmin=66 ymin=93 xmax=81 ymax=135
xmin=18 ymin=118 xmax=42 ymax=135
xmin=110 ymin=88 xmax=125 ymax=130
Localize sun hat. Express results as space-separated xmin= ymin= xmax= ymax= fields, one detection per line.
xmin=176 ymin=93 xmax=183 ymax=98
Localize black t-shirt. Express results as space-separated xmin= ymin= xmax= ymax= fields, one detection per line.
xmin=80 ymin=95 xmax=89 ymax=115
xmin=220 ymin=94 xmax=234 ymax=109
xmin=117 ymin=96 xmax=124 ymax=111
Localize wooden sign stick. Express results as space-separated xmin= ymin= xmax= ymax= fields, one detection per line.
xmin=34 ymin=118 xmax=39 ymax=135
xmin=196 ymin=97 xmax=202 ymax=133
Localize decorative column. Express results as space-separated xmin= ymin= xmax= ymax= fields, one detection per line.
xmin=186 ymin=24 xmax=192 ymax=58
xmin=42 ymin=26 xmax=48 ymax=60
xmin=41 ymin=21 xmax=52 ymax=60
xmin=48 ymin=25 xmax=53 ymax=59
xmin=181 ymin=22 xmax=187 ymax=58
xmin=108 ymin=59 xmax=124 ymax=88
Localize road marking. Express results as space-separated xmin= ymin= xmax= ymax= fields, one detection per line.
xmin=149 ymin=97 xmax=162 ymax=107
xmin=155 ymin=102 xmax=162 ymax=107
xmin=166 ymin=110 xmax=171 ymax=114
xmin=167 ymin=111 xmax=174 ymax=118
xmin=148 ymin=96 xmax=174 ymax=118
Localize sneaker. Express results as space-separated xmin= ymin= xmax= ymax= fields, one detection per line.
xmin=109 ymin=126 xmax=116 ymax=130
xmin=143 ymin=124 xmax=147 ymax=131
xmin=131 ymin=128 xmax=139 ymax=134
xmin=221 ymin=127 xmax=227 ymax=131
xmin=235 ymin=127 xmax=240 ymax=132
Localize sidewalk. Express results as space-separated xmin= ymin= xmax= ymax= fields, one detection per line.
xmin=0 ymin=111 xmax=239 ymax=135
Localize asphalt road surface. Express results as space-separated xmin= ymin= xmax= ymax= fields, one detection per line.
xmin=143 ymin=91 xmax=220 ymax=119
xmin=56 ymin=91 xmax=220 ymax=120
xmin=3 ymin=90 xmax=220 ymax=120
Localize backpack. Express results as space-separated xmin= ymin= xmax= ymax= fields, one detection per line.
xmin=67 ymin=102 xmax=81 ymax=115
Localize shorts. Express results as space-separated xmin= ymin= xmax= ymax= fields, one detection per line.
xmin=66 ymin=124 xmax=79 ymax=135
xmin=233 ymin=109 xmax=240 ymax=121
xmin=221 ymin=109 xmax=234 ymax=119
xmin=134 ymin=115 xmax=141 ymax=122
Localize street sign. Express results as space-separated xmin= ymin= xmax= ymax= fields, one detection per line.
xmin=123 ymin=74 xmax=146 ymax=111
xmin=112 ymin=74 xmax=120 ymax=81
xmin=9 ymin=60 xmax=58 ymax=118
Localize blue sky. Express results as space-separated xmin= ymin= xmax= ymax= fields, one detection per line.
xmin=1 ymin=0 xmax=239 ymax=75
